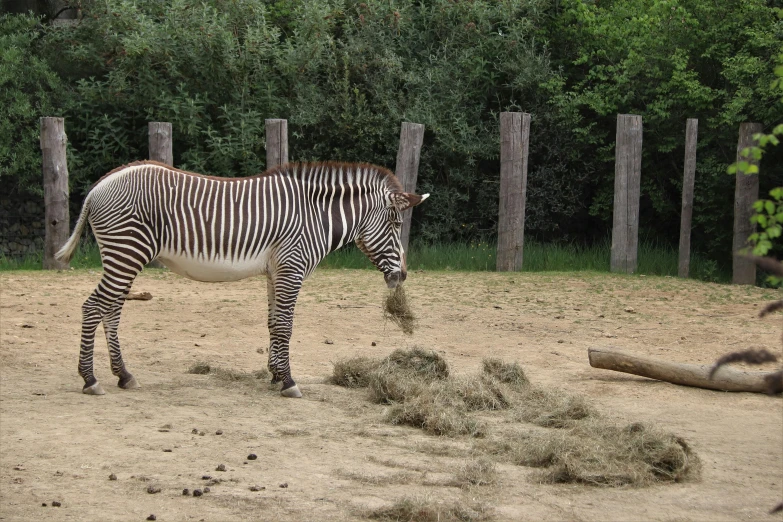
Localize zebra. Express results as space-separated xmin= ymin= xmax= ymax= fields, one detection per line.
xmin=56 ymin=160 xmax=429 ymax=398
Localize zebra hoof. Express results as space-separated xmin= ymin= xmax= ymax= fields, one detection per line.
xmin=83 ymin=382 xmax=106 ymax=395
xmin=118 ymin=374 xmax=140 ymax=390
xmin=280 ymin=385 xmax=302 ymax=398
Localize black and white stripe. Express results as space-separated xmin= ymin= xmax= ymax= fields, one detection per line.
xmin=57 ymin=161 xmax=428 ymax=397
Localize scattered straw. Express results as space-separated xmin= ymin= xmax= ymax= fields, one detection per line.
xmin=367 ymin=496 xmax=491 ymax=522
xmin=384 ymin=286 xmax=417 ymax=335
xmin=454 ymin=457 xmax=497 ymax=488
xmin=187 ymin=363 xmax=270 ymax=385
xmin=513 ymin=387 xmax=594 ymax=428
xmin=511 ymin=420 xmax=700 ymax=487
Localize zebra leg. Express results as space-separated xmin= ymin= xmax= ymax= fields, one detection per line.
xmin=261 ymin=277 xmax=277 ymax=364
xmin=267 ymin=269 xmax=303 ymax=398
xmin=102 ymin=287 xmax=139 ymax=390
xmin=79 ymin=273 xmax=138 ymax=395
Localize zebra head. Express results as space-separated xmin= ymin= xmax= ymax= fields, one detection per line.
xmin=356 ymin=191 xmax=430 ymax=288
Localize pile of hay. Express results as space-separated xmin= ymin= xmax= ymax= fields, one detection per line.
xmin=383 ymin=286 xmax=417 ymax=335
xmin=329 ymin=351 xmax=700 ymax=486
xmin=511 ymin=420 xmax=700 ymax=486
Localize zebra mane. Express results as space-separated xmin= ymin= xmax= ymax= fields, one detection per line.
xmin=97 ymin=160 xmax=405 ymax=194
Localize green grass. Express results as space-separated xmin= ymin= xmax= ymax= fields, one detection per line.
xmin=321 ymin=240 xmax=729 ymax=282
xmin=0 ymin=241 xmax=102 ymax=270
xmin=1 ymin=239 xmax=730 ymax=283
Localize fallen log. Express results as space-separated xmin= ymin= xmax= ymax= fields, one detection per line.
xmin=588 ymin=347 xmax=780 ymax=394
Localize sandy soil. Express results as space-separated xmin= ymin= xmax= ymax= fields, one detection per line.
xmin=1 ymin=268 xmax=782 ymax=522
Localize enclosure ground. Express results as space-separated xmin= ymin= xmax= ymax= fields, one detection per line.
xmin=1 ymin=269 xmax=781 ymax=521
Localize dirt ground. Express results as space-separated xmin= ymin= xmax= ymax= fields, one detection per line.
xmin=1 ymin=267 xmax=782 ymax=522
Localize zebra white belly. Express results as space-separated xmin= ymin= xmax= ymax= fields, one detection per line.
xmin=157 ymin=249 xmax=271 ymax=282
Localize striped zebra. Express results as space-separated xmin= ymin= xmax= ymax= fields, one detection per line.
xmin=56 ymin=161 xmax=429 ymax=398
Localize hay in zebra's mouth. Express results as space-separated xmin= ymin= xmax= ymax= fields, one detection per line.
xmin=383 ymin=285 xmax=417 ymax=335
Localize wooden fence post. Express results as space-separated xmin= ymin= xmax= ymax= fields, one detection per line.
xmin=395 ymin=122 xmax=425 ymax=253
xmin=148 ymin=122 xmax=173 ymax=166
xmin=732 ymin=122 xmax=763 ymax=285
xmin=610 ymin=114 xmax=643 ymax=274
xmin=40 ymin=117 xmax=69 ymax=270
xmin=147 ymin=122 xmax=174 ymax=269
xmin=265 ymin=119 xmax=288 ymax=168
xmin=678 ymin=118 xmax=698 ymax=278
xmin=496 ymin=112 xmax=531 ymax=272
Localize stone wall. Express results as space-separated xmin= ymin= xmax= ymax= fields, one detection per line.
xmin=0 ymin=193 xmax=46 ymax=257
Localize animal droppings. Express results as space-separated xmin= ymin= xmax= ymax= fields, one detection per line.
xmin=191 ymin=428 xmax=199 ymax=434
xmin=371 ymin=341 xmax=377 ymax=346
xmin=215 ymin=430 xmax=223 ymax=435
xmin=163 ymin=449 xmax=172 ymax=453
xmin=193 ymin=489 xmax=203 ymax=497
xmin=146 ymin=485 xmax=161 ymax=494
xmin=109 ymin=473 xmax=117 ymax=481
xmin=146 ymin=515 xmax=157 ymax=521
xmin=247 ymin=454 xmax=257 ymax=460
xmin=199 ymin=431 xmax=205 ymax=436
xmin=249 ymin=485 xmax=265 ymax=492
xmin=216 ymin=464 xmax=226 ymax=472
xmin=41 ymin=503 xmax=47 ymax=507
xmin=52 ymin=501 xmax=61 ymax=507
xmin=204 ymin=487 xmax=210 ymax=493
xmin=279 ymin=483 xmax=288 ymax=488
xmin=383 ymin=286 xmax=417 ymax=335
xmin=182 ymin=488 xmax=189 ymax=495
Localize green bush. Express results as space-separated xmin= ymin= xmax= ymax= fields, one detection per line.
xmin=1 ymin=0 xmax=781 ymax=270
xmin=0 ymin=13 xmax=62 ymax=196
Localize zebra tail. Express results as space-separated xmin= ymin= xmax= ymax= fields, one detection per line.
xmin=55 ymin=193 xmax=92 ymax=263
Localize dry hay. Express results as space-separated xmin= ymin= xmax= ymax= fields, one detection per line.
xmin=187 ymin=362 xmax=270 ymax=386
xmin=510 ymin=420 xmax=701 ymax=487
xmin=482 ymin=358 xmax=528 ymax=387
xmin=366 ymin=496 xmax=491 ymax=522
xmin=513 ymin=386 xmax=595 ymax=428
xmin=454 ymin=457 xmax=497 ymax=488
xmin=328 ymin=351 xmax=699 ymax=486
xmin=330 ymin=356 xmax=381 ymax=388
xmin=383 ymin=285 xmax=417 ymax=335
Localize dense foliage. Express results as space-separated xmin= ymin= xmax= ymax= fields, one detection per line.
xmin=2 ymin=0 xmax=782 ymax=268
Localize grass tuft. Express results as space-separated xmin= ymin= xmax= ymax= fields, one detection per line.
xmin=383 ymin=286 xmax=417 ymax=335
xmin=482 ymin=358 xmax=528 ymax=387
xmin=187 ymin=362 xmax=212 ymax=375
xmin=385 ymin=347 xmax=449 ymax=379
xmin=330 ymin=356 xmax=382 ymax=388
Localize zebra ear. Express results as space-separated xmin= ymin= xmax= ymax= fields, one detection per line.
xmin=390 ymin=192 xmax=430 ymax=211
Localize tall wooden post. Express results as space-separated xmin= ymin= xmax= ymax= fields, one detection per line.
xmin=40 ymin=117 xmax=70 ymax=270
xmin=610 ymin=114 xmax=643 ymax=274
xmin=147 ymin=122 xmax=173 ymax=269
xmin=732 ymin=122 xmax=763 ymax=285
xmin=395 ymin=122 xmax=425 ymax=253
xmin=496 ymin=112 xmax=531 ymax=272
xmin=148 ymin=122 xmax=173 ymax=166
xmin=265 ymin=119 xmax=288 ymax=168
xmin=678 ymin=119 xmax=698 ymax=278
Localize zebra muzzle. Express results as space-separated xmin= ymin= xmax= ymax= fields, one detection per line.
xmin=384 ymin=271 xmax=406 ymax=288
